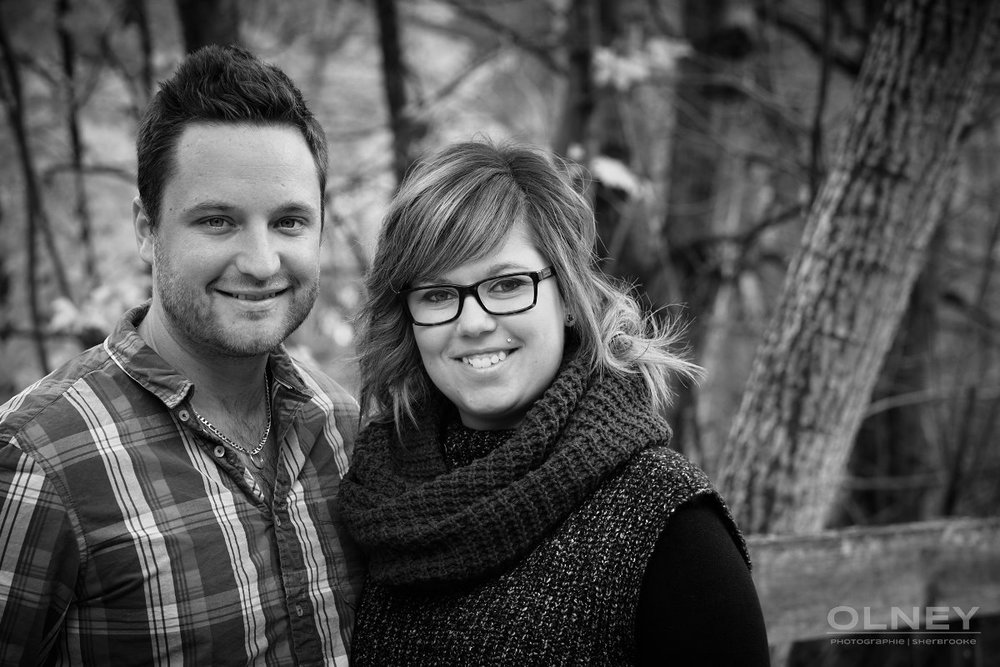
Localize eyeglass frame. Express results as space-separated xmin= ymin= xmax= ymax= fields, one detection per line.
xmin=398 ymin=266 xmax=557 ymax=326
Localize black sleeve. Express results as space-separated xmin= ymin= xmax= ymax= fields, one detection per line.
xmin=636 ymin=496 xmax=770 ymax=666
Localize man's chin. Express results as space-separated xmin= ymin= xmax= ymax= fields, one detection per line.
xmin=188 ymin=318 xmax=292 ymax=357
xmin=214 ymin=327 xmax=290 ymax=357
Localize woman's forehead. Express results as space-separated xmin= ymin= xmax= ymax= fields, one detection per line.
xmin=407 ymin=221 xmax=543 ymax=283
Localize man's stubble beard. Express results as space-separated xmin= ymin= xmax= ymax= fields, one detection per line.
xmin=153 ymin=243 xmax=319 ymax=358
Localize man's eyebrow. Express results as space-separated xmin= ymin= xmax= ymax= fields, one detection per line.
xmin=271 ymin=201 xmax=319 ymax=215
xmin=183 ymin=200 xmax=235 ymax=214
xmin=181 ymin=200 xmax=319 ymax=215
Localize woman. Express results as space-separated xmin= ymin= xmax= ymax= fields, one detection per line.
xmin=339 ymin=140 xmax=769 ymax=665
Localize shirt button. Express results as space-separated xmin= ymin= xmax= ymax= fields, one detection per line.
xmin=295 ymin=604 xmax=304 ymax=617
xmin=275 ymin=516 xmax=282 ymax=528
xmin=213 ymin=445 xmax=226 ymax=458
xmin=178 ymin=409 xmax=190 ymax=422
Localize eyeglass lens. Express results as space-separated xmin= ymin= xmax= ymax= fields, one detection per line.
xmin=406 ymin=273 xmax=538 ymax=325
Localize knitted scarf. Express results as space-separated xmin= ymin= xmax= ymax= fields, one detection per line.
xmin=338 ymin=352 xmax=672 ymax=589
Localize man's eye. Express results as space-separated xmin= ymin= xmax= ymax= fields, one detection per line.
xmin=276 ymin=217 xmax=304 ymax=230
xmin=203 ymin=217 xmax=230 ymax=229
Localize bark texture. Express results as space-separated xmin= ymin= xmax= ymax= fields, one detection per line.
xmin=718 ymin=0 xmax=1000 ymax=535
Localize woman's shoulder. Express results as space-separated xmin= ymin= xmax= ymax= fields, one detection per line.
xmin=619 ymin=445 xmax=714 ymax=497
xmin=610 ymin=445 xmax=751 ymax=568
xmin=585 ymin=445 xmax=712 ymax=524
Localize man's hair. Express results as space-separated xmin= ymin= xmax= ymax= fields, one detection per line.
xmin=357 ymin=139 xmax=702 ymax=428
xmin=136 ymin=44 xmax=328 ymax=227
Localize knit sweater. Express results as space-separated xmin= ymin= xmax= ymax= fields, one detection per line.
xmin=339 ymin=355 xmax=750 ymax=664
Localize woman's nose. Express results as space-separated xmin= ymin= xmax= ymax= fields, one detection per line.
xmin=454 ymin=293 xmax=497 ymax=335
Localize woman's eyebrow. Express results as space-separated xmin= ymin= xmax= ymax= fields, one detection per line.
xmin=412 ymin=261 xmax=533 ymax=287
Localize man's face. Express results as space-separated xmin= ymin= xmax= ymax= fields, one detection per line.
xmin=135 ymin=122 xmax=323 ymax=358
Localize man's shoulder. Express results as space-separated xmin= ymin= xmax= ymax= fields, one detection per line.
xmin=0 ymin=341 xmax=121 ymax=449
xmin=280 ymin=352 xmax=360 ymax=451
xmin=284 ymin=353 xmax=358 ymax=411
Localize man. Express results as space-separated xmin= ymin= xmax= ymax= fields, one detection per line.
xmin=0 ymin=45 xmax=364 ymax=665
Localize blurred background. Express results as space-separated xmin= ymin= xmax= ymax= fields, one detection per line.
xmin=1 ymin=1 xmax=998 ymax=664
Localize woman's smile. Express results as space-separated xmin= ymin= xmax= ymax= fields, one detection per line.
xmin=457 ymin=347 xmax=515 ymax=369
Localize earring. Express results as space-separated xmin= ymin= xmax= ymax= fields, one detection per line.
xmin=565 ymin=313 xmax=576 ymax=326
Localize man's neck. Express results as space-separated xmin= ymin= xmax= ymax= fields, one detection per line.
xmin=137 ymin=302 xmax=270 ymax=411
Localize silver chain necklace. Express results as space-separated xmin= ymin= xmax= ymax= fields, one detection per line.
xmin=194 ymin=373 xmax=272 ymax=469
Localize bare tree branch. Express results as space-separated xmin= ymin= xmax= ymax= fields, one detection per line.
xmin=941 ymin=207 xmax=1000 ymax=514
xmin=808 ymin=0 xmax=833 ymax=200
xmin=765 ymin=6 xmax=862 ymax=77
xmin=42 ymin=162 xmax=135 ymax=185
xmin=440 ymin=0 xmax=565 ymax=74
xmin=678 ymin=203 xmax=806 ymax=257
xmin=426 ymin=44 xmax=502 ymax=106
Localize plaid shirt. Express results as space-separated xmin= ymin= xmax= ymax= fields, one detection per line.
xmin=0 ymin=303 xmax=365 ymax=666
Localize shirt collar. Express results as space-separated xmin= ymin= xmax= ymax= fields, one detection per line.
xmin=104 ymin=301 xmax=314 ymax=409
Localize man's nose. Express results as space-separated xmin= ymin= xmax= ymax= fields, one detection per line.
xmin=235 ymin=225 xmax=280 ymax=279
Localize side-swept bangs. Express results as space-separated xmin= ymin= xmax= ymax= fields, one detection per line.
xmin=382 ymin=170 xmax=525 ymax=291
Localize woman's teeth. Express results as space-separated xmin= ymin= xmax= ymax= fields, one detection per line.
xmin=463 ymin=351 xmax=508 ymax=369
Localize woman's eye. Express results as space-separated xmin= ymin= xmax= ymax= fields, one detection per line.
xmin=489 ymin=277 xmax=530 ymax=293
xmin=420 ymin=289 xmax=457 ymax=304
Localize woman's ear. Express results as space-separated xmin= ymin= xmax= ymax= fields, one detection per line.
xmin=558 ymin=288 xmax=574 ymax=327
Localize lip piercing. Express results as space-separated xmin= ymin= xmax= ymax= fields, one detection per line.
xmin=506 ymin=338 xmax=512 ymax=344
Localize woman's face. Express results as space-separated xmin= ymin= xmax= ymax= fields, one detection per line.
xmin=411 ymin=222 xmax=567 ymax=430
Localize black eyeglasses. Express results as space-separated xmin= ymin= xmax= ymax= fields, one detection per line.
xmin=400 ymin=267 xmax=556 ymax=326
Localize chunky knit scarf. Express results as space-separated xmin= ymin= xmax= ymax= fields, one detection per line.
xmin=338 ymin=353 xmax=672 ymax=589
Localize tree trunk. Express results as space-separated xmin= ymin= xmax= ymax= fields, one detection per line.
xmin=832 ymin=261 xmax=937 ymax=528
xmin=373 ymin=0 xmax=424 ymax=186
xmin=657 ymin=0 xmax=757 ymax=467
xmin=552 ymin=0 xmax=597 ymax=159
xmin=174 ymin=0 xmax=241 ymax=53
xmin=57 ymin=0 xmax=98 ymax=286
xmin=123 ymin=0 xmax=155 ymax=101
xmin=718 ymin=0 xmax=1000 ymax=535
xmin=0 ymin=11 xmax=76 ymax=374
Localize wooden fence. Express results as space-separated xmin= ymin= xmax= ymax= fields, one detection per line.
xmin=747 ymin=517 xmax=1000 ymax=644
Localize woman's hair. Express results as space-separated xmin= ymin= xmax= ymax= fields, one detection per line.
xmin=357 ymin=139 xmax=701 ymax=426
